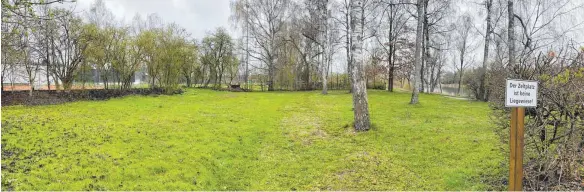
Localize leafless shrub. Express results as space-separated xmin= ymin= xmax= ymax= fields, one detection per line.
xmin=489 ymin=48 xmax=584 ymax=190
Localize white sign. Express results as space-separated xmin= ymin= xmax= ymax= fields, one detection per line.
xmin=505 ymin=79 xmax=538 ymax=107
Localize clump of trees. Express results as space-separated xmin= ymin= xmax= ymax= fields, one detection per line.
xmin=199 ymin=28 xmax=238 ymax=89
xmin=1 ymin=0 xmax=238 ymax=94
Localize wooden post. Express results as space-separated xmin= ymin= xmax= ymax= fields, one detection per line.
xmin=509 ymin=107 xmax=524 ymax=191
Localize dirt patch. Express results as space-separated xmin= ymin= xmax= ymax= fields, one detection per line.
xmin=280 ymin=113 xmax=329 ymax=145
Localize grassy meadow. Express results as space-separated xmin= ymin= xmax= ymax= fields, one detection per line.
xmin=1 ymin=89 xmax=506 ymax=190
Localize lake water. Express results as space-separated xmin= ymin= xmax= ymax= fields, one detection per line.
xmin=434 ymin=84 xmax=470 ymax=97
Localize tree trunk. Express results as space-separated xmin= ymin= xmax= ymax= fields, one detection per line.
xmin=387 ymin=4 xmax=394 ymax=92
xmin=46 ymin=55 xmax=51 ymax=91
xmin=410 ymin=0 xmax=425 ymax=104
xmin=345 ymin=6 xmax=353 ymax=94
xmin=320 ymin=0 xmax=329 ymax=95
xmin=458 ymin=52 xmax=464 ymax=95
xmin=62 ymin=77 xmax=73 ymax=91
xmin=420 ymin=0 xmax=428 ymax=93
xmin=431 ymin=66 xmax=441 ymax=93
xmin=304 ymin=61 xmax=310 ymax=90
xmin=204 ymin=76 xmax=210 ymax=88
xmin=350 ymin=0 xmax=371 ymax=131
xmin=388 ymin=66 xmax=394 ymax=92
xmin=479 ymin=0 xmax=493 ymax=101
xmin=429 ymin=61 xmax=435 ymax=93
xmin=53 ymin=73 xmax=61 ymax=91
xmin=268 ymin=64 xmax=275 ymax=91
xmin=81 ymin=66 xmax=86 ymax=90
xmin=103 ymin=70 xmax=110 ymax=90
xmin=1 ymin=74 xmax=4 ymax=94
xmin=336 ymin=73 xmax=339 ymax=90
xmin=186 ymin=75 xmax=192 ymax=87
xmin=457 ymin=71 xmax=463 ymax=95
xmin=45 ymin=16 xmax=52 ymax=91
xmin=321 ymin=69 xmax=328 ymax=94
xmin=424 ymin=14 xmax=431 ymax=93
xmin=29 ymin=79 xmax=34 ymax=97
xmin=218 ymin=71 xmax=224 ymax=89
xmin=150 ymin=76 xmax=156 ymax=89
xmin=508 ymin=0 xmax=515 ymax=79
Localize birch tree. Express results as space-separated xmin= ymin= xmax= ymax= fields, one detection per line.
xmin=507 ymin=0 xmax=515 ymax=76
xmin=410 ymin=0 xmax=425 ymax=104
xmin=230 ymin=0 xmax=290 ymax=91
xmin=350 ymin=0 xmax=370 ymax=131
xmin=478 ymin=0 xmax=493 ymax=101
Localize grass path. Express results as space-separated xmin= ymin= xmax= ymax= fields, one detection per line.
xmin=1 ymin=89 xmax=505 ymax=190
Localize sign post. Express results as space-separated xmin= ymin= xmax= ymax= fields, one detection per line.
xmin=505 ymin=79 xmax=538 ymax=191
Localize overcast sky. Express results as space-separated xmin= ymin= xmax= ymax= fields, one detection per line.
xmin=58 ymin=0 xmax=583 ymax=73
xmin=66 ymin=0 xmax=237 ymax=40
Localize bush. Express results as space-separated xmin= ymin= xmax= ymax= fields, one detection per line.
xmin=488 ymin=53 xmax=584 ymax=190
xmin=463 ymin=68 xmax=481 ymax=100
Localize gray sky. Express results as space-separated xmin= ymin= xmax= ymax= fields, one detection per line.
xmin=67 ymin=0 xmax=237 ymax=40
xmin=60 ymin=0 xmax=583 ymax=74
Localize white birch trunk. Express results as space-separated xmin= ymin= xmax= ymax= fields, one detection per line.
xmin=410 ymin=0 xmax=425 ymax=104
xmin=350 ymin=0 xmax=370 ymax=131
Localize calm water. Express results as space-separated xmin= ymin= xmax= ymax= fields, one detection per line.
xmin=428 ymin=84 xmax=470 ymax=97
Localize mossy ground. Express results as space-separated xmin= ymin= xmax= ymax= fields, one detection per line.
xmin=1 ymin=89 xmax=506 ymax=190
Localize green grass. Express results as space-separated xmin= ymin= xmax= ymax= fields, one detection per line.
xmin=1 ymin=89 xmax=505 ymax=190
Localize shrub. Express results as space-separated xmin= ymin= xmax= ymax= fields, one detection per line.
xmin=488 ymin=53 xmax=584 ymax=190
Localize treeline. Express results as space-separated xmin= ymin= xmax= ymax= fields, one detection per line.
xmin=229 ymin=0 xmax=425 ymax=94
xmin=1 ymin=0 xmax=238 ymax=95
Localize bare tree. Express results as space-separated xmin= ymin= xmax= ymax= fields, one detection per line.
xmin=19 ymin=7 xmax=42 ymax=96
xmin=21 ymin=33 xmax=41 ymax=96
xmin=507 ymin=0 xmax=515 ymax=74
xmin=341 ymin=0 xmax=354 ymax=92
xmin=316 ymin=0 xmax=330 ymax=94
xmin=85 ymin=0 xmax=114 ymax=29
xmin=230 ymin=0 xmax=252 ymax=89
xmin=179 ymin=40 xmax=198 ymax=88
xmin=372 ymin=0 xmax=411 ymax=92
xmin=37 ymin=5 xmax=58 ymax=90
xmin=333 ymin=0 xmax=379 ymax=93
xmin=85 ymin=0 xmax=116 ymax=89
xmin=1 ymin=19 xmax=20 ymax=93
xmin=230 ymin=0 xmax=290 ymax=91
xmin=478 ymin=0 xmax=493 ymax=101
xmin=350 ymin=0 xmax=371 ymax=131
xmin=50 ymin=9 xmax=90 ymax=91
xmin=410 ymin=0 xmax=425 ymax=104
xmin=454 ymin=14 xmax=477 ymax=95
xmin=200 ymin=27 xmax=236 ymax=89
